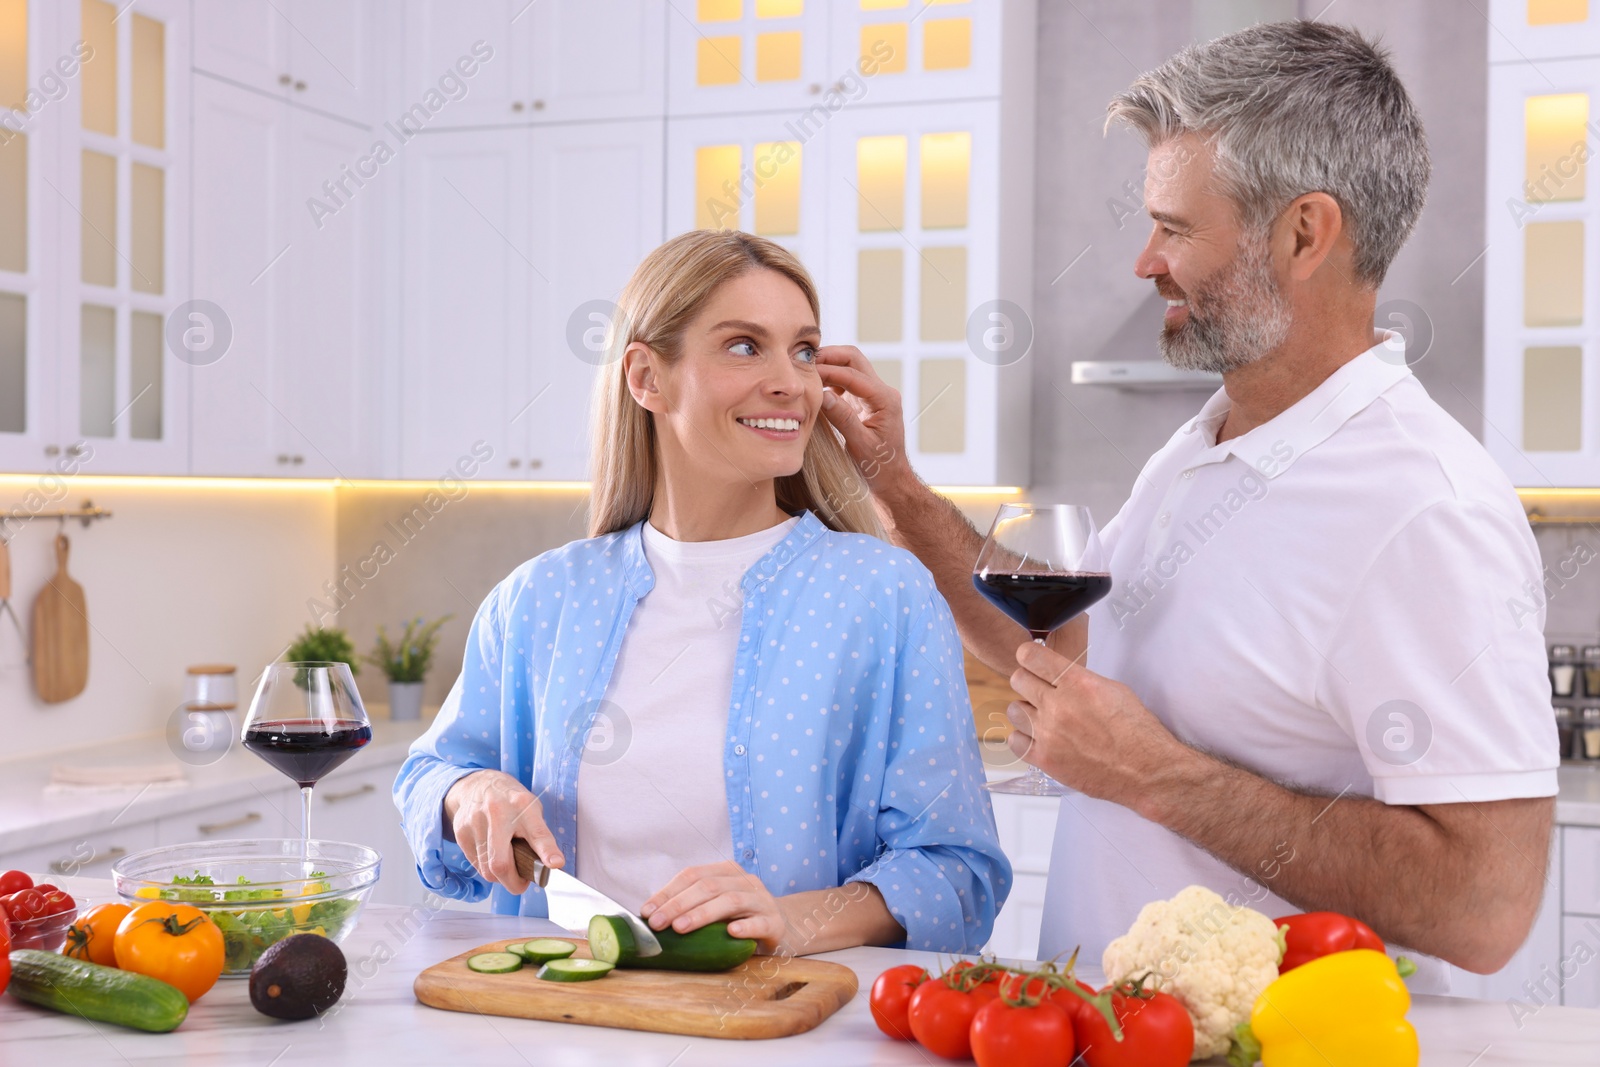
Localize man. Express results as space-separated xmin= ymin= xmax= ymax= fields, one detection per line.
xmin=815 ymin=20 xmax=1556 ymax=992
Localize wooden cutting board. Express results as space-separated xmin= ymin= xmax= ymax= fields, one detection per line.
xmin=414 ymin=938 xmax=858 ymax=1040
xmin=32 ymin=534 xmax=89 ymax=704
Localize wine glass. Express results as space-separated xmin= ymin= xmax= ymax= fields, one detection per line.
xmin=973 ymin=504 xmax=1110 ymax=796
xmin=242 ymin=662 xmax=372 ymax=842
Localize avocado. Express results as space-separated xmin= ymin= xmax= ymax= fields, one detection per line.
xmin=249 ymin=933 xmax=348 ymax=1020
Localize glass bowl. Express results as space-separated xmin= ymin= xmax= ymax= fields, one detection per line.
xmin=111 ymin=839 xmax=380 ymax=976
xmin=6 ymin=903 xmax=79 ymax=953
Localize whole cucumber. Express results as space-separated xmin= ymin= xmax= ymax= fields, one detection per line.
xmin=8 ymin=950 xmax=190 ymax=1032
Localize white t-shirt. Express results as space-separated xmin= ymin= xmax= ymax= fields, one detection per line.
xmin=576 ymin=515 xmax=798 ymax=912
xmin=1037 ymin=334 xmax=1558 ymax=993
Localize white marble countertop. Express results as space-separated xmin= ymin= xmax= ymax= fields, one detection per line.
xmin=0 ymin=716 xmax=433 ymax=855
xmin=2 ymin=883 xmax=1597 ymax=1066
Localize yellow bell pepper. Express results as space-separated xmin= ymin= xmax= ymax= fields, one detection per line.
xmin=1229 ymin=949 xmax=1418 ymax=1067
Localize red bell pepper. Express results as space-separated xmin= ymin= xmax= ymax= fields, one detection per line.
xmin=1276 ymin=912 xmax=1386 ymax=973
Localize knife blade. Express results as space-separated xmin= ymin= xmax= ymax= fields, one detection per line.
xmin=512 ymin=838 xmax=662 ymax=956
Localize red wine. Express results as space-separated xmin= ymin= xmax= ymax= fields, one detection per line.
xmin=242 ymin=719 xmax=372 ymax=787
xmin=973 ymin=571 xmax=1112 ymax=638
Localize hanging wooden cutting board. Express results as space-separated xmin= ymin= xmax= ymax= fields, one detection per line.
xmin=415 ymin=937 xmax=858 ymax=1039
xmin=32 ymin=533 xmax=89 ymax=704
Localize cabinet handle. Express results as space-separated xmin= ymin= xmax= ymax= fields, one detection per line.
xmin=65 ymin=443 xmax=85 ymax=457
xmin=198 ymin=811 xmax=261 ymax=834
xmin=528 ymin=458 xmax=542 ymax=470
xmin=49 ymin=845 xmax=126 ymax=875
xmin=509 ymin=458 xmax=521 ymax=469
xmin=279 ymin=73 xmax=292 ymax=86
xmin=44 ymin=445 xmax=60 ymax=457
xmin=511 ymin=101 xmax=524 ymax=112
xmin=294 ymin=80 xmax=307 ymax=92
xmin=323 ymin=783 xmax=376 ymax=803
xmin=276 ymin=454 xmax=290 ymax=464
xmin=531 ymin=99 xmax=545 ymax=111
xmin=809 ymin=83 xmax=822 ymax=95
xmin=292 ymin=455 xmax=304 ymax=465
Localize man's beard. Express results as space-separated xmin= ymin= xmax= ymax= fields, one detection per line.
xmin=1158 ymin=233 xmax=1292 ymax=374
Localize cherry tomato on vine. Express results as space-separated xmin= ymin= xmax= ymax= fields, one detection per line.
xmin=1075 ymin=985 xmax=1194 ymax=1067
xmin=908 ymin=979 xmax=988 ymax=1059
xmin=970 ymin=997 xmax=1076 ymax=1067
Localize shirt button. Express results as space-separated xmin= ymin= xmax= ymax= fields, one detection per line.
xmin=1157 ymin=512 xmax=1171 ymax=527
xmin=743 ymin=849 xmax=754 ymax=861
xmin=734 ymin=744 xmax=746 ymax=756
xmin=1182 ymin=469 xmax=1195 ymax=479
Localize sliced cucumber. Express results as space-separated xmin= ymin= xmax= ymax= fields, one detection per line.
xmin=466 ymin=952 xmax=524 ymax=974
xmin=589 ymin=915 xmax=757 ymax=973
xmin=587 ymin=915 xmax=636 ymax=965
xmin=502 ymin=941 xmax=525 ymax=957
xmin=516 ymin=938 xmax=577 ymax=964
xmin=538 ymin=958 xmax=614 ymax=982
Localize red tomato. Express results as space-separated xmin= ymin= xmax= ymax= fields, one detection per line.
xmin=1076 ymin=987 xmax=1194 ymax=1067
xmin=970 ymin=997 xmax=1076 ymax=1067
xmin=0 ymin=902 xmax=11 ymax=996
xmin=38 ymin=889 xmax=75 ymax=917
xmin=908 ymin=980 xmax=987 ymax=1060
xmin=869 ymin=964 xmax=929 ymax=1040
xmin=0 ymin=870 xmax=34 ymax=895
xmin=2 ymin=888 xmax=45 ymax=922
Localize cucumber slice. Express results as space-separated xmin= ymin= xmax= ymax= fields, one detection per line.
xmin=516 ymin=938 xmax=577 ymax=964
xmin=466 ymin=952 xmax=524 ymax=974
xmin=587 ymin=915 xmax=636 ymax=965
xmin=538 ymin=958 xmax=614 ymax=982
xmin=502 ymin=942 xmax=525 ymax=957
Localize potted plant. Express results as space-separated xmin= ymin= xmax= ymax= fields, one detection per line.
xmin=365 ymin=615 xmax=452 ymax=722
xmin=283 ymin=626 xmax=359 ymax=689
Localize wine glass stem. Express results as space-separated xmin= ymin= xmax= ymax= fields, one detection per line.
xmin=1027 ymin=634 xmax=1050 ymax=784
xmin=300 ymin=785 xmax=314 ymax=841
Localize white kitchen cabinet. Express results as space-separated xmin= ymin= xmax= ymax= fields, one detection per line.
xmin=665 ymin=0 xmax=832 ymax=116
xmin=1562 ymin=915 xmax=1600 ymax=1007
xmin=192 ymin=0 xmax=376 ymax=123
xmin=0 ymin=820 xmax=159 ymax=881
xmin=189 ymin=76 xmax=382 ymax=478
xmin=400 ymin=0 xmax=665 ymax=130
xmin=523 ymin=120 xmax=666 ymax=480
xmin=1483 ymin=54 xmax=1600 ymax=486
xmin=984 ymin=791 xmax=1058 ymax=961
xmin=400 ymin=119 xmax=663 ymax=481
xmin=1489 ymin=0 xmax=1600 ymax=63
xmin=0 ymin=0 xmax=193 ymax=476
xmin=311 ymin=757 xmax=423 ymax=906
xmin=399 ymin=127 xmax=531 ymax=481
xmin=155 ymin=787 xmax=298 ymax=845
xmin=662 ymin=0 xmax=1037 ymax=489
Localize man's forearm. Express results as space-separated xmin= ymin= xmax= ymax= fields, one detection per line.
xmin=1137 ymin=747 xmax=1551 ymax=972
xmin=873 ymin=474 xmax=1038 ymax=675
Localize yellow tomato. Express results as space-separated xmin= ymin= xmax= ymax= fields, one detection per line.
xmin=64 ymin=902 xmax=131 ymax=967
xmin=113 ymin=901 xmax=226 ymax=1002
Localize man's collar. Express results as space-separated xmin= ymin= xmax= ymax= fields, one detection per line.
xmin=1182 ymin=330 xmax=1413 ymax=479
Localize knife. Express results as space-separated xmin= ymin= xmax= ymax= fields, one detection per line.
xmin=512 ymin=838 xmax=662 ymax=957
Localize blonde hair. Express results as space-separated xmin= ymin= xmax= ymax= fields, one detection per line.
xmin=588 ymin=230 xmax=880 ymax=540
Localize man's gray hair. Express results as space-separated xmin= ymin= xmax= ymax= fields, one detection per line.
xmin=1107 ymin=20 xmax=1430 ymax=288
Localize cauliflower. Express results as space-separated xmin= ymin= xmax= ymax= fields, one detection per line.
xmin=1101 ymin=885 xmax=1285 ymax=1060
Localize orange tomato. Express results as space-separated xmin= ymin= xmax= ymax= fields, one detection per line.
xmin=64 ymin=902 xmax=132 ymax=967
xmin=113 ymin=901 xmax=225 ymax=1002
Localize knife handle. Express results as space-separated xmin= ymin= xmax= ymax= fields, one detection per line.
xmin=512 ymin=838 xmax=551 ymax=889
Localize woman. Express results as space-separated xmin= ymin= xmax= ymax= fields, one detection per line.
xmin=395 ymin=230 xmax=1009 ymax=954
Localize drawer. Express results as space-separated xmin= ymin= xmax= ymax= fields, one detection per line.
xmin=1562 ymin=915 xmax=1600 ymax=1008
xmin=1562 ymin=826 xmax=1600 ymax=916
xmin=156 ymin=789 xmax=296 ymax=845
xmin=990 ymin=793 xmax=1060 ymax=874
xmin=0 ymin=820 xmax=159 ymax=881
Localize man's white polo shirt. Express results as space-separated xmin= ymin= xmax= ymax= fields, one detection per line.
xmin=1037 ymin=333 xmax=1558 ymax=992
